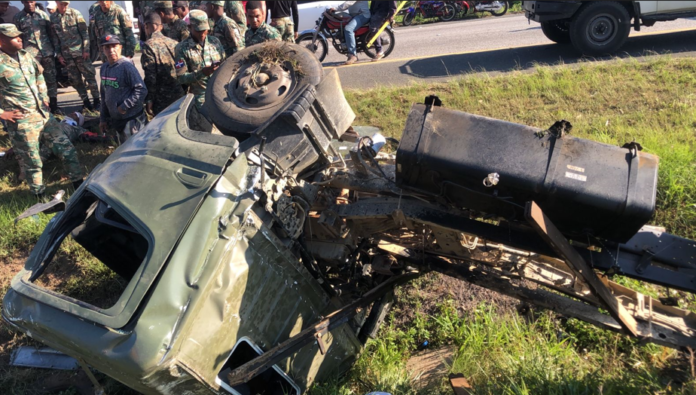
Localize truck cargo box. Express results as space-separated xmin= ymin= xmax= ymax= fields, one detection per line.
xmin=395 ymin=104 xmax=659 ymax=243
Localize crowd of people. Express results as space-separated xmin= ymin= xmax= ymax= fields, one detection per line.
xmin=0 ymin=0 xmax=296 ymax=199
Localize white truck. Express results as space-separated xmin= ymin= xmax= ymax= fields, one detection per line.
xmin=523 ymin=1 xmax=696 ymax=55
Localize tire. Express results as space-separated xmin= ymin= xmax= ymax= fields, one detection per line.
xmin=203 ymin=42 xmax=324 ymax=135
xmin=403 ymin=11 xmax=415 ymax=26
xmin=569 ymin=1 xmax=631 ymax=56
xmin=364 ymin=28 xmax=396 ymax=59
xmin=541 ymin=20 xmax=571 ymax=44
xmin=296 ymin=33 xmax=328 ymax=62
xmin=490 ymin=1 xmax=508 ymax=16
xmin=439 ymin=4 xmax=457 ymax=22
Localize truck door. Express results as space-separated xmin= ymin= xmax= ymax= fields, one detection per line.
xmin=657 ymin=1 xmax=696 ymax=13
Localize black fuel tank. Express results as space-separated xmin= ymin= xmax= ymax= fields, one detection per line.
xmin=395 ymin=104 xmax=659 ymax=243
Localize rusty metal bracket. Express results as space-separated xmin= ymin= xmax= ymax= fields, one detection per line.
xmin=525 ymin=201 xmax=640 ymax=337
xmin=635 ymin=249 xmax=655 ymax=274
xmin=226 ymin=272 xmax=420 ymax=386
xmin=76 ymin=358 xmax=106 ymax=395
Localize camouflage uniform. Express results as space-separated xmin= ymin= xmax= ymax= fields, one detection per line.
xmin=174 ymin=11 xmax=225 ymax=109
xmin=88 ymin=2 xmax=100 ymax=60
xmin=0 ymin=48 xmax=83 ymax=194
xmin=211 ymin=14 xmax=244 ymax=57
xmin=244 ymin=23 xmax=282 ymax=46
xmin=163 ymin=15 xmax=190 ymax=42
xmin=272 ymin=17 xmax=295 ymax=43
xmin=141 ymin=31 xmax=185 ymax=115
xmin=90 ymin=3 xmax=136 ymax=58
xmin=50 ymin=7 xmax=99 ymax=102
xmin=224 ymin=1 xmax=246 ymax=35
xmin=13 ymin=8 xmax=57 ymax=98
xmin=141 ymin=1 xmax=157 ymax=18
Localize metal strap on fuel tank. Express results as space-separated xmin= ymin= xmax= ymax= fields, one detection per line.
xmin=541 ymin=134 xmax=565 ymax=193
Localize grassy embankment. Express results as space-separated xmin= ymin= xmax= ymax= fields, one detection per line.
xmin=0 ymin=56 xmax=694 ymax=394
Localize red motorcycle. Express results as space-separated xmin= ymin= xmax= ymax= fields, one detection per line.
xmin=402 ymin=1 xmax=457 ymax=26
xmin=296 ymin=10 xmax=396 ymax=62
xmin=453 ymin=1 xmax=509 ymax=18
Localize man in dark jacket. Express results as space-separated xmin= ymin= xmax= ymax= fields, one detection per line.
xmin=369 ymin=1 xmax=397 ymax=61
xmin=98 ymin=34 xmax=148 ymax=143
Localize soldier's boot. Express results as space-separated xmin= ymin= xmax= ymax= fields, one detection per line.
xmin=49 ymin=97 xmax=63 ymax=115
xmin=82 ymin=99 xmax=94 ymax=112
xmin=92 ymin=98 xmax=101 ymax=111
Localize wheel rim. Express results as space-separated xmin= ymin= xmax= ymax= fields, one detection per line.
xmin=586 ymin=14 xmax=617 ymax=45
xmin=229 ymin=62 xmax=295 ymax=109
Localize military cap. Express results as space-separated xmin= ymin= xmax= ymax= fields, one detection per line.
xmin=100 ymin=33 xmax=122 ymax=46
xmin=189 ymin=9 xmax=209 ymax=31
xmin=154 ymin=1 xmax=173 ymax=9
xmin=0 ymin=23 xmax=22 ymax=38
xmin=174 ymin=1 xmax=189 ymax=7
xmin=207 ymin=1 xmax=225 ymax=6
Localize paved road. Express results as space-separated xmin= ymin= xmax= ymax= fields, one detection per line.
xmin=329 ymin=14 xmax=696 ymax=89
xmin=58 ymin=15 xmax=696 ymax=110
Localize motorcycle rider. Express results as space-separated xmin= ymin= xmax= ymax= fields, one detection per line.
xmin=329 ymin=1 xmax=370 ymax=65
xmin=368 ymin=1 xmax=397 ymax=61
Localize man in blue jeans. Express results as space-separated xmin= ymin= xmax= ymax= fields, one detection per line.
xmin=329 ymin=1 xmax=370 ymax=65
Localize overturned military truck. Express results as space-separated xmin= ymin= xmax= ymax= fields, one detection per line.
xmin=4 ymin=43 xmax=696 ymax=394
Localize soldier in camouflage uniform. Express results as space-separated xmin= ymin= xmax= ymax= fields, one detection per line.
xmin=13 ymin=1 xmax=60 ymax=114
xmin=0 ymin=24 xmax=84 ymax=196
xmin=224 ymin=1 xmax=246 ymax=35
xmin=137 ymin=1 xmax=157 ymax=42
xmin=268 ymin=1 xmax=298 ymax=43
xmin=87 ymin=1 xmax=99 ymax=60
xmin=141 ymin=13 xmax=184 ymax=116
xmin=174 ymin=9 xmax=225 ymax=111
xmin=206 ymin=0 xmax=243 ymax=57
xmin=50 ymin=1 xmax=100 ymax=112
xmin=90 ymin=1 xmax=136 ymax=60
xmin=155 ymin=1 xmax=189 ymax=42
xmin=244 ymin=2 xmax=281 ymax=46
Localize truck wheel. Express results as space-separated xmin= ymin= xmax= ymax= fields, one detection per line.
xmin=203 ymin=42 xmax=323 ymax=135
xmin=570 ymin=2 xmax=631 ymax=56
xmin=541 ymin=20 xmax=571 ymax=44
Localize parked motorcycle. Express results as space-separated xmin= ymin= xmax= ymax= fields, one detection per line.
xmin=402 ymin=1 xmax=457 ymax=26
xmin=453 ymin=1 xmax=509 ymax=18
xmin=296 ymin=11 xmax=396 ymax=63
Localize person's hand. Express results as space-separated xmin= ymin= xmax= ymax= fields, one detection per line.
xmin=390 ymin=17 xmax=395 ymax=25
xmin=202 ymin=63 xmax=220 ymax=76
xmin=82 ymin=51 xmax=90 ymax=61
xmin=295 ymin=32 xmax=299 ymax=40
xmin=0 ymin=110 xmax=24 ymax=123
xmin=146 ymin=101 xmax=153 ymax=116
xmin=117 ymin=105 xmax=127 ymax=115
xmin=270 ymin=20 xmax=277 ymax=27
xmin=57 ymin=56 xmax=66 ymax=66
xmin=328 ymin=8 xmax=335 ymax=13
xmin=99 ymin=122 xmax=108 ymax=136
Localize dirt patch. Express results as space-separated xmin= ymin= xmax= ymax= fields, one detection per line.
xmin=393 ymin=272 xmax=522 ymax=327
xmin=406 ymin=346 xmax=454 ymax=390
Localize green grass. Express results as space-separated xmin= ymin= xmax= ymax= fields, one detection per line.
xmin=1 ymin=56 xmax=695 ymax=394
